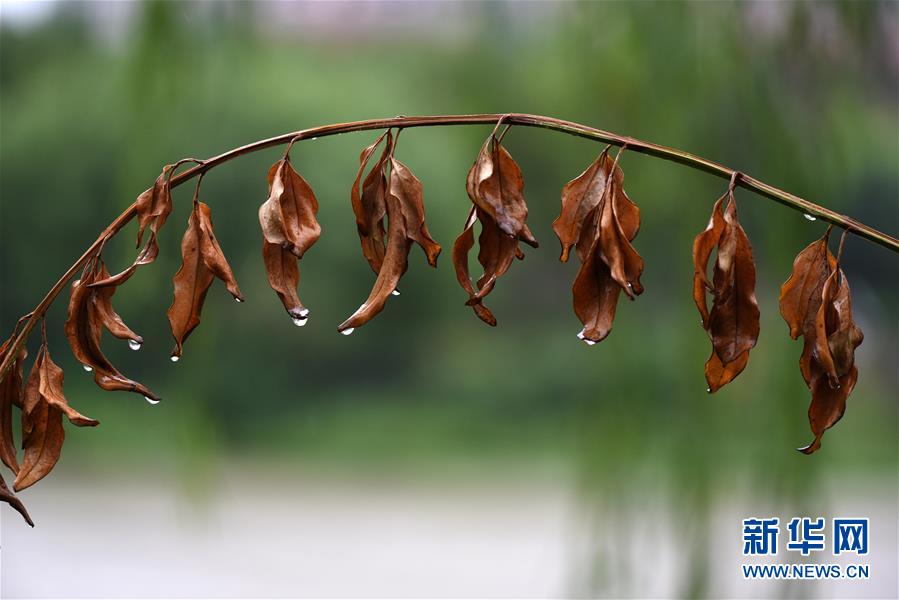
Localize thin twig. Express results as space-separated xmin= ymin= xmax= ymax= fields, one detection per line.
xmin=1 ymin=113 xmax=897 ymax=383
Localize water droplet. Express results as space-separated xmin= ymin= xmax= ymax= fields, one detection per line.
xmin=391 ymin=289 xmax=401 ymax=296
xmin=170 ymin=355 xmax=180 ymax=363
xmin=82 ymin=364 xmax=93 ymax=372
xmin=235 ymin=297 xmax=244 ymax=303
xmin=311 ymin=137 xmax=318 ymax=141
xmin=583 ymin=338 xmax=596 ymax=346
xmin=706 ymin=387 xmax=712 ymax=393
xmin=804 ymin=213 xmax=817 ymax=221
xmin=293 ymin=317 xmax=308 ymax=327
xmin=341 ymin=328 xmax=355 ymax=336
xmin=128 ymin=339 xmax=142 ymax=351
xmin=144 ymin=396 xmax=160 ymax=405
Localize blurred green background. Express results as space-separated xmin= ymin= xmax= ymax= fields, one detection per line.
xmin=1 ymin=1 xmax=896 ymax=598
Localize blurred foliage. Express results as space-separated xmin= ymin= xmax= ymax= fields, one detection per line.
xmin=0 ymin=3 xmax=897 ymax=593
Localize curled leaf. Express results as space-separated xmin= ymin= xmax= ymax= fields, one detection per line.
xmin=339 ymin=134 xmax=440 ymax=332
xmin=92 ymin=165 xmax=174 ymax=288
xmin=338 ymin=195 xmax=411 ymax=332
xmin=0 ymin=337 xmax=26 ymax=473
xmin=707 ymin=199 xmax=760 ymax=364
xmin=704 ymin=348 xmax=749 ymax=394
xmin=692 ymin=194 xmax=726 ymax=329
xmin=390 ymin=158 xmax=441 ymax=266
xmin=65 ymin=261 xmax=160 ymax=400
xmin=467 ymin=131 xmax=538 ymax=247
xmin=693 ymin=189 xmax=759 ymax=391
xmin=259 ymin=157 xmax=321 ymax=258
xmin=259 ymin=155 xmax=321 ymax=320
xmin=779 ymin=233 xmax=835 ymax=340
xmin=554 ymin=148 xmax=643 ymax=344
xmin=0 ymin=472 xmax=32 ymax=527
xmin=263 ymin=242 xmax=307 ymax=321
xmin=453 ymin=127 xmax=536 ymax=324
xmin=779 ymin=230 xmax=863 ymax=454
xmin=168 ymin=200 xmax=243 ymax=358
xmin=553 ymin=149 xmax=615 ymax=262
xmin=799 ymin=266 xmax=863 ymax=454
xmin=93 ymin=262 xmax=143 ymax=344
xmin=15 ymin=337 xmax=97 ymax=492
xmin=452 ymin=208 xmax=497 ymax=326
xmin=351 ymin=131 xmax=392 ymax=274
xmin=135 ymin=164 xmax=174 ymax=248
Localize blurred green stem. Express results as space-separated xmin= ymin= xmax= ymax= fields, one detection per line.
xmin=2 ymin=113 xmax=897 ymax=383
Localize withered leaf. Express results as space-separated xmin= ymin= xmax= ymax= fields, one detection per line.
xmin=338 ymin=194 xmax=412 ymax=332
xmin=693 ymin=190 xmax=759 ymax=391
xmin=0 ymin=472 xmax=32 ymax=527
xmin=351 ymin=131 xmax=392 ymax=274
xmin=553 ymin=149 xmax=643 ymax=344
xmin=93 ymin=262 xmax=143 ymax=344
xmin=94 ymin=165 xmax=174 ymax=288
xmin=799 ymin=266 xmax=863 ymax=454
xmin=262 ymin=242 xmax=307 ymax=322
xmin=259 ymin=157 xmax=321 ymax=258
xmin=572 ymin=242 xmax=621 ymax=343
xmin=65 ymin=261 xmax=160 ymax=400
xmin=707 ymin=199 xmax=760 ymax=364
xmin=339 ymin=135 xmax=440 ymax=332
xmin=390 ymin=158 xmax=441 ymax=266
xmin=453 ymin=127 xmax=537 ymax=325
xmin=135 ymin=164 xmax=174 ymax=248
xmin=692 ymin=194 xmax=726 ymax=329
xmin=168 ymin=200 xmax=243 ymax=358
xmin=452 ymin=208 xmax=497 ymax=326
xmin=0 ymin=338 xmax=26 ymax=473
xmin=259 ymin=156 xmax=321 ymax=320
xmin=779 ymin=232 xmax=836 ymax=340
xmin=779 ymin=231 xmax=863 ymax=454
xmin=704 ymin=348 xmax=750 ymax=394
xmin=467 ymin=131 xmax=538 ymax=247
xmin=15 ymin=338 xmax=97 ymax=492
xmin=553 ymin=149 xmax=615 ymax=263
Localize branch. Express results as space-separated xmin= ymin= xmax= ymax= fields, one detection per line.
xmin=2 ymin=113 xmax=897 ymax=383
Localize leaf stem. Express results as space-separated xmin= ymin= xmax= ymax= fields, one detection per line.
xmin=2 ymin=112 xmax=897 ymax=383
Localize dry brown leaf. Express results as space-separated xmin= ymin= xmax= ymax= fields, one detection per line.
xmin=339 ymin=133 xmax=440 ymax=333
xmin=351 ymin=131 xmax=392 ymax=274
xmin=65 ymin=261 xmax=160 ymax=400
xmin=15 ymin=334 xmax=97 ymax=492
xmin=453 ymin=126 xmax=537 ymax=325
xmin=692 ymin=194 xmax=726 ymax=329
xmin=554 ymin=148 xmax=642 ymax=344
xmin=692 ymin=189 xmax=759 ymax=391
xmin=259 ymin=155 xmax=321 ymax=321
xmin=168 ymin=199 xmax=243 ymax=358
xmin=262 ymin=242 xmax=308 ymax=323
xmin=94 ymin=165 xmax=176 ymax=288
xmin=779 ymin=230 xmax=863 ymax=454
xmin=0 ymin=472 xmax=32 ymax=527
xmin=259 ymin=157 xmax=321 ymax=258
xmin=467 ymin=130 xmax=538 ymax=247
xmin=338 ymin=195 xmax=412 ymax=332
xmin=707 ymin=198 xmax=760 ymax=365
xmin=0 ymin=337 xmax=25 ymax=474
